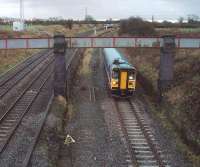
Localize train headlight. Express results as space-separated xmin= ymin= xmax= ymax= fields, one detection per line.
xmin=112 ymin=81 xmax=116 ymax=85
xmin=112 ymin=81 xmax=118 ymax=85
xmin=112 ymin=80 xmax=119 ymax=87
xmin=129 ymin=76 xmax=134 ymax=80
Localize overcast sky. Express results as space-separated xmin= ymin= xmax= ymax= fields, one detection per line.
xmin=0 ymin=0 xmax=199 ymax=20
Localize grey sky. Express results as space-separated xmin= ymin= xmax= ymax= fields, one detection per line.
xmin=0 ymin=0 xmax=199 ymax=20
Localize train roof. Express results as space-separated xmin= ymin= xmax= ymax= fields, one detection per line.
xmin=103 ymin=48 xmax=135 ymax=70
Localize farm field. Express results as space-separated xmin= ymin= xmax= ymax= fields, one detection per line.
xmin=0 ymin=24 xmax=94 ymax=75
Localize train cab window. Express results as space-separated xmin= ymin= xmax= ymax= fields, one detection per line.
xmin=112 ymin=69 xmax=119 ymax=79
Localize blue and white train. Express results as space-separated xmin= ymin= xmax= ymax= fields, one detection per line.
xmin=103 ymin=48 xmax=136 ymax=97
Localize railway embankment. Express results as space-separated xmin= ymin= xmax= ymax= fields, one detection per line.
xmin=121 ymin=47 xmax=200 ymax=166
xmin=0 ymin=49 xmax=40 ymax=75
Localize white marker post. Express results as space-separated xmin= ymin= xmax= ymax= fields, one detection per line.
xmin=94 ymin=26 xmax=97 ymax=35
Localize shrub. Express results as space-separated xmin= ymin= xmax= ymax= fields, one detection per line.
xmin=119 ymin=17 xmax=156 ymax=35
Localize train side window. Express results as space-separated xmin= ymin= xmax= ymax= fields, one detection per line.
xmin=112 ymin=70 xmax=119 ymax=79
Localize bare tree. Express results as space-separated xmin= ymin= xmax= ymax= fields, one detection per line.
xmin=187 ymin=14 xmax=199 ymax=23
xmin=178 ymin=17 xmax=184 ymax=24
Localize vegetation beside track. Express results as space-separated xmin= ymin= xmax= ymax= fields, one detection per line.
xmin=0 ymin=49 xmax=39 ymax=75
xmin=0 ymin=24 xmax=95 ymax=76
xmin=118 ymin=18 xmax=200 ymax=166
xmin=121 ymin=47 xmax=200 ymax=167
xmin=119 ymin=17 xmax=200 ymax=36
xmin=34 ymin=96 xmax=67 ymax=166
xmin=0 ymin=24 xmax=101 ymax=38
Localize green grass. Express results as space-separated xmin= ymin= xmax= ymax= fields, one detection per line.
xmin=179 ymin=28 xmax=200 ymax=33
xmin=124 ymin=47 xmax=200 ymax=166
xmin=0 ymin=24 xmax=12 ymax=31
xmin=0 ymin=50 xmax=39 ymax=76
xmin=144 ymin=95 xmax=200 ymax=167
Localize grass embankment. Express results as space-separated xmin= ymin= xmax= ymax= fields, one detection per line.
xmin=36 ymin=96 xmax=67 ymax=166
xmin=0 ymin=24 xmax=93 ymax=76
xmin=79 ymin=49 xmax=92 ymax=75
xmin=156 ymin=28 xmax=200 ymax=36
xmin=0 ymin=24 xmax=100 ymax=38
xmin=0 ymin=49 xmax=39 ymax=75
xmin=26 ymin=24 xmax=94 ymax=37
xmin=123 ymin=48 xmax=200 ymax=166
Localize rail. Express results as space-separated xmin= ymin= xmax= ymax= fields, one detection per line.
xmin=115 ymin=99 xmax=169 ymax=167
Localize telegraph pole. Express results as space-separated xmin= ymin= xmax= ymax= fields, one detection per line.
xmin=20 ymin=0 xmax=24 ymax=23
xmin=152 ymin=15 xmax=154 ymax=23
xmin=85 ymin=7 xmax=88 ymax=20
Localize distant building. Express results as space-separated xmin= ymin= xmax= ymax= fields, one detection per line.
xmin=13 ymin=21 xmax=25 ymax=31
xmin=104 ymin=23 xmax=113 ymax=30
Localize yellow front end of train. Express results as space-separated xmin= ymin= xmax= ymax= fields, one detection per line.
xmin=103 ymin=48 xmax=136 ymax=97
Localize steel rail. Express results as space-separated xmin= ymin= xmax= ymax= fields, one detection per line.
xmin=0 ymin=50 xmax=51 ymax=86
xmin=128 ymin=99 xmax=166 ymax=167
xmin=114 ymin=99 xmax=168 ymax=167
xmin=114 ymin=99 xmax=140 ymax=167
xmin=21 ymin=46 xmax=82 ymax=167
xmin=0 ymin=57 xmax=54 ymax=124
xmin=0 ymin=51 xmax=53 ymax=99
xmin=0 ymin=60 xmax=54 ymax=153
xmin=21 ymin=94 xmax=54 ymax=167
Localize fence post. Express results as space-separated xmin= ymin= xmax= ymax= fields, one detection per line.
xmin=54 ymin=34 xmax=66 ymax=97
xmin=158 ymin=35 xmax=176 ymax=103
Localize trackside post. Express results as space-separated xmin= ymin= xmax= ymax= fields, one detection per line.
xmin=158 ymin=35 xmax=175 ymax=103
xmin=54 ymin=34 xmax=67 ymax=97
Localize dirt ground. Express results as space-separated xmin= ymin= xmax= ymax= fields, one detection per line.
xmin=57 ymin=48 xmax=128 ymax=167
xmin=22 ymin=46 xmax=195 ymax=167
xmin=55 ymin=48 xmax=191 ymax=167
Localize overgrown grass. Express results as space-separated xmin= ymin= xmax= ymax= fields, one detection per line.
xmin=79 ymin=49 xmax=92 ymax=75
xmin=0 ymin=25 xmax=12 ymax=31
xmin=45 ymin=96 xmax=67 ymax=166
xmin=0 ymin=24 xmax=94 ymax=38
xmin=123 ymin=47 xmax=200 ymax=166
xmin=0 ymin=49 xmax=39 ymax=75
xmin=146 ymin=97 xmax=200 ymax=167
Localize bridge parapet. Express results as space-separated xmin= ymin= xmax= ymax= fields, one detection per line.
xmin=0 ymin=36 xmax=200 ymax=49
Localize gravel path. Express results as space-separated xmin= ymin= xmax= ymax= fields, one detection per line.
xmin=60 ymin=48 xmax=192 ymax=167
xmin=60 ymin=49 xmax=128 ymax=167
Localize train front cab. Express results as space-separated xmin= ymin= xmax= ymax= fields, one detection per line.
xmin=111 ymin=68 xmax=136 ymax=97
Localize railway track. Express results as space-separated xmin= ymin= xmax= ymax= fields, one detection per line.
xmin=115 ymin=99 xmax=170 ymax=167
xmin=0 ymin=49 xmax=50 ymax=84
xmin=21 ymin=94 xmax=54 ymax=167
xmin=21 ymin=47 xmax=82 ymax=167
xmin=0 ymin=56 xmax=54 ymax=154
xmin=0 ymin=50 xmax=53 ymax=99
xmin=0 ymin=29 xmax=109 ymax=166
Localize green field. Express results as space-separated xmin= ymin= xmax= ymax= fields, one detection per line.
xmin=0 ymin=24 xmax=12 ymax=31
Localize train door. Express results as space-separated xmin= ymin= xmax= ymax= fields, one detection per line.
xmin=120 ymin=71 xmax=128 ymax=90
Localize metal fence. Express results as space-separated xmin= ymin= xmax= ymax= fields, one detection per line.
xmin=0 ymin=36 xmax=200 ymax=49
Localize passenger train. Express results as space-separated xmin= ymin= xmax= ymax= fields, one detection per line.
xmin=103 ymin=48 xmax=136 ymax=97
